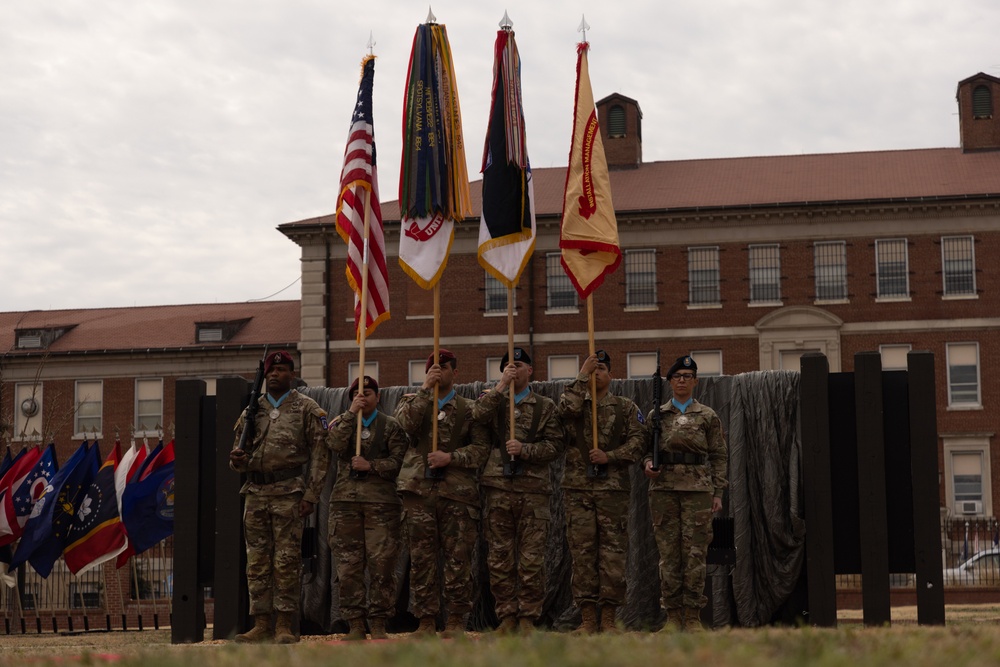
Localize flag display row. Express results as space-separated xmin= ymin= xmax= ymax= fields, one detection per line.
xmin=337 ymin=20 xmax=621 ymax=342
xmin=0 ymin=439 xmax=175 ymax=586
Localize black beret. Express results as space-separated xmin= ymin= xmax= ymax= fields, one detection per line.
xmin=500 ymin=347 xmax=532 ymax=371
xmin=595 ymin=349 xmax=611 ymax=371
xmin=666 ymin=355 xmax=697 ymax=378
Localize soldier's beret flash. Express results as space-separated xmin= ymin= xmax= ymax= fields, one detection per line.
xmin=666 ymin=355 xmax=697 ymax=378
xmin=500 ymin=347 xmax=532 ymax=371
xmin=264 ymin=350 xmax=295 ymax=374
xmin=595 ymin=349 xmax=611 ymax=370
xmin=426 ymin=348 xmax=457 ymax=372
xmin=349 ymin=375 xmax=379 ymax=398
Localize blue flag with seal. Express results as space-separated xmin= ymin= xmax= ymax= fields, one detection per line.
xmin=121 ymin=440 xmax=175 ymax=554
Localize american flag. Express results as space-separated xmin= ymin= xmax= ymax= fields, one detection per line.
xmin=336 ymin=55 xmax=389 ymax=340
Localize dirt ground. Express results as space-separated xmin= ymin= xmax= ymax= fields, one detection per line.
xmin=1 ymin=604 xmax=999 ymax=654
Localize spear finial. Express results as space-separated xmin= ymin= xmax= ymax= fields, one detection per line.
xmin=367 ymin=31 xmax=375 ymax=56
xmin=499 ymin=10 xmax=513 ymax=31
xmin=426 ymin=6 xmax=437 ymax=24
xmin=578 ymin=14 xmax=590 ymax=43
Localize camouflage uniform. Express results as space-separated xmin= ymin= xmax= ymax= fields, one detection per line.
xmin=232 ymin=390 xmax=329 ymax=615
xmin=394 ymin=389 xmax=490 ymax=620
xmin=327 ymin=409 xmax=407 ymax=622
xmin=558 ymin=374 xmax=646 ymax=607
xmin=643 ymin=399 xmax=727 ymax=612
xmin=472 ymin=387 xmax=564 ymax=623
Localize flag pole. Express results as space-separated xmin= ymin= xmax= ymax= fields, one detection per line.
xmin=432 ymin=284 xmax=440 ymax=452
xmin=507 ymin=287 xmax=516 ymax=443
xmin=355 ymin=194 xmax=373 ymax=459
xmin=587 ymin=295 xmax=598 ymax=451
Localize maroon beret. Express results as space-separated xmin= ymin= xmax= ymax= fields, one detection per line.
xmin=349 ymin=375 xmax=379 ymax=398
xmin=426 ymin=348 xmax=457 ymax=372
xmin=264 ymin=350 xmax=295 ymax=374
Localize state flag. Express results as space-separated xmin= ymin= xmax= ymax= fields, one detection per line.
xmin=0 ymin=444 xmax=52 ymax=547
xmin=121 ymin=440 xmax=175 ymax=555
xmin=64 ymin=442 xmax=128 ymax=574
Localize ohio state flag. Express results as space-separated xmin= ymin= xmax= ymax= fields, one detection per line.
xmin=559 ymin=41 xmax=620 ymax=299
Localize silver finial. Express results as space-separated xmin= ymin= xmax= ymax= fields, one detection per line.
xmin=367 ymin=31 xmax=375 ymax=56
xmin=426 ymin=6 xmax=437 ymax=24
xmin=577 ymin=14 xmax=590 ymax=43
xmin=499 ymin=10 xmax=513 ymax=31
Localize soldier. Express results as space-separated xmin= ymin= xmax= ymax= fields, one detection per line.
xmin=642 ymin=356 xmax=727 ymax=632
xmin=327 ymin=375 xmax=406 ymax=640
xmin=229 ymin=350 xmax=330 ymax=644
xmin=558 ymin=350 xmax=645 ymax=634
xmin=471 ymin=347 xmax=564 ymax=634
xmin=394 ymin=349 xmax=490 ymax=637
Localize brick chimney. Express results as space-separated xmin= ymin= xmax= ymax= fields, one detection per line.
xmin=957 ymin=72 xmax=1000 ymax=152
xmin=596 ymin=93 xmax=642 ymax=169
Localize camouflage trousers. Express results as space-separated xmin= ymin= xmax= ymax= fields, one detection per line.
xmin=244 ymin=492 xmax=304 ymax=615
xmin=328 ymin=501 xmax=402 ymax=620
xmin=483 ymin=488 xmax=550 ymax=621
xmin=649 ymin=490 xmax=714 ymax=609
xmin=401 ymin=492 xmax=480 ymax=618
xmin=565 ymin=490 xmax=629 ymax=606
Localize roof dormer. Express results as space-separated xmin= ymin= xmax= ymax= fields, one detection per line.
xmin=15 ymin=325 xmax=76 ymax=350
xmin=596 ymin=93 xmax=643 ymax=169
xmin=957 ymin=72 xmax=1000 ymax=152
xmin=196 ymin=318 xmax=251 ymax=344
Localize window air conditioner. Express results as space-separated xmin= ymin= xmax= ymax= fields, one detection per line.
xmin=960 ymin=500 xmax=983 ymax=515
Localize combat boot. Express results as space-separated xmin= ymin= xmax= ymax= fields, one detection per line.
xmin=517 ymin=617 xmax=535 ymax=635
xmin=572 ymin=603 xmax=598 ymax=635
xmin=368 ymin=617 xmax=387 ymax=639
xmin=441 ymin=613 xmax=465 ymax=638
xmin=600 ymin=605 xmax=620 ymax=634
xmin=658 ymin=609 xmax=681 ymax=633
xmin=235 ymin=613 xmax=272 ymax=643
xmin=274 ymin=611 xmax=298 ymax=644
xmin=683 ymin=607 xmax=705 ymax=633
xmin=344 ymin=618 xmax=368 ymax=642
xmin=414 ymin=616 xmax=437 ymax=636
xmin=495 ymin=616 xmax=517 ymax=635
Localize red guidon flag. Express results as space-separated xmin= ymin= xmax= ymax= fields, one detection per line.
xmin=559 ymin=41 xmax=620 ymax=299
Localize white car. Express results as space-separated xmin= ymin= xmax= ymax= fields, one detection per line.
xmin=943 ymin=548 xmax=1000 ymax=586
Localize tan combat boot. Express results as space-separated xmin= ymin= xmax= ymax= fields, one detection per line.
xmin=658 ymin=609 xmax=681 ymax=633
xmin=235 ymin=613 xmax=272 ymax=643
xmin=600 ymin=605 xmax=620 ymax=634
xmin=441 ymin=613 xmax=465 ymax=638
xmin=572 ymin=603 xmax=598 ymax=635
xmin=368 ymin=617 xmax=387 ymax=639
xmin=343 ymin=618 xmax=367 ymax=640
xmin=414 ymin=616 xmax=437 ymax=636
xmin=683 ymin=607 xmax=705 ymax=633
xmin=517 ymin=617 xmax=535 ymax=634
xmin=495 ymin=616 xmax=517 ymax=635
xmin=273 ymin=611 xmax=298 ymax=644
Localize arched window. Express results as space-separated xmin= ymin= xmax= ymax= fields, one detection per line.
xmin=972 ymin=85 xmax=992 ymax=119
xmin=608 ymin=105 xmax=626 ymax=137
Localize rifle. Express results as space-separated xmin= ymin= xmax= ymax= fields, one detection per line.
xmin=234 ymin=346 xmax=269 ymax=453
xmin=650 ymin=350 xmax=662 ymax=472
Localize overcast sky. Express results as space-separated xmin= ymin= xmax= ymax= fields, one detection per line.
xmin=2 ymin=1 xmax=997 ymax=313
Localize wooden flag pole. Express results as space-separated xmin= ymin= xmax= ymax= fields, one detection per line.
xmin=432 ymin=283 xmax=441 ymax=452
xmin=507 ymin=286 xmax=516 ymax=441
xmin=587 ymin=295 xmax=598 ymax=451
xmin=355 ymin=194 xmax=373 ymax=458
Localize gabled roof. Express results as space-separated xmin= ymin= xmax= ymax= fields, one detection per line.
xmin=0 ymin=301 xmax=300 ymax=356
xmin=281 ymin=147 xmax=1000 ymax=231
xmin=957 ymin=71 xmax=1000 ymax=91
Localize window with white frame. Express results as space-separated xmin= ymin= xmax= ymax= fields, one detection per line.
xmin=135 ymin=378 xmax=163 ymax=435
xmin=545 ymin=253 xmax=577 ymax=310
xmin=814 ymin=241 xmax=847 ymax=301
xmin=943 ymin=436 xmax=991 ymax=516
xmin=625 ymin=249 xmax=657 ymax=308
xmin=75 ymin=380 xmax=103 ymax=437
xmin=690 ymin=350 xmax=722 ymax=377
xmin=348 ymin=362 xmax=379 ymax=386
xmin=688 ymin=246 xmax=720 ymax=306
xmin=627 ymin=352 xmax=657 ymax=379
xmin=942 ymin=236 xmax=976 ymax=297
xmin=548 ymin=355 xmax=579 ymax=381
xmin=947 ymin=342 xmax=980 ymax=406
xmin=14 ymin=383 xmax=43 ymax=442
xmin=748 ymin=244 xmax=781 ymax=303
xmin=875 ymin=238 xmax=909 ymax=298
xmin=484 ymin=273 xmax=514 ymax=314
xmin=408 ymin=360 xmax=427 ymax=386
xmin=879 ymin=344 xmax=911 ymax=371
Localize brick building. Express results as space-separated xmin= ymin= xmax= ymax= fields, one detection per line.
xmin=280 ymin=72 xmax=1000 ymax=519
xmin=0 ymin=300 xmax=300 ymax=458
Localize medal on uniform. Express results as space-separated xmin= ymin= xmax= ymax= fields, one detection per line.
xmin=676 ymin=415 xmax=689 ymax=425
xmin=514 ymin=408 xmax=521 ymax=418
xmin=437 ymin=410 xmax=446 ymax=421
xmin=361 ymin=428 xmax=371 ymax=440
xmin=269 ymin=408 xmax=280 ymax=420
